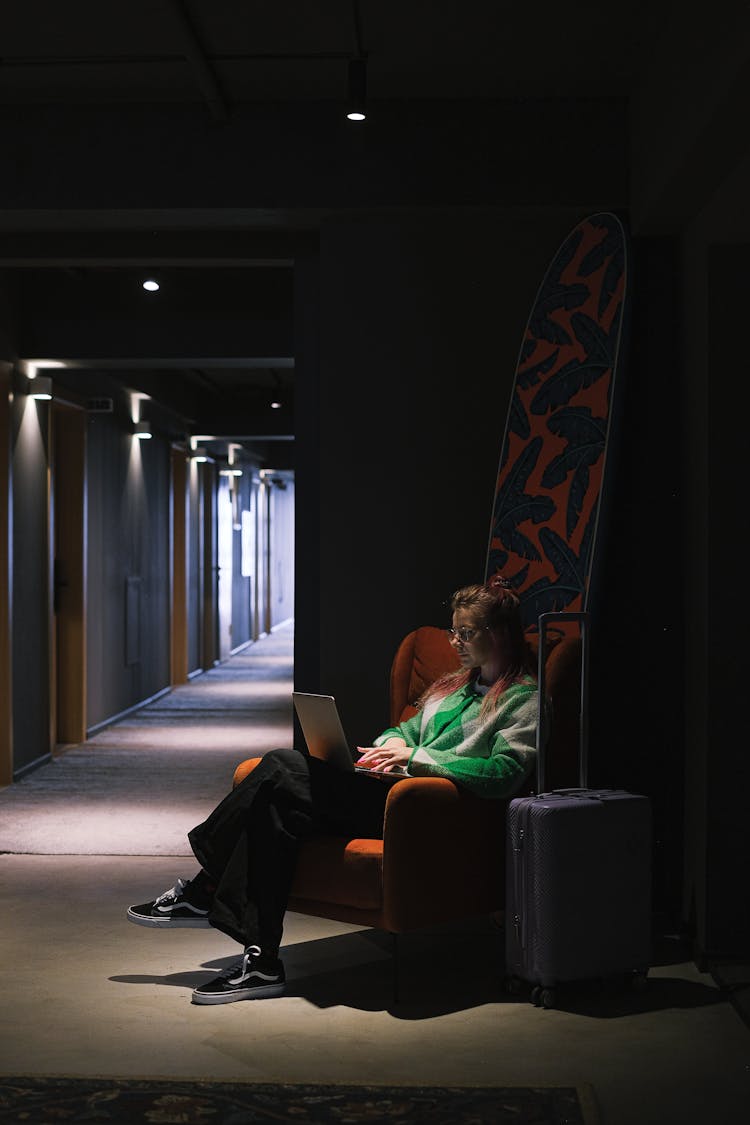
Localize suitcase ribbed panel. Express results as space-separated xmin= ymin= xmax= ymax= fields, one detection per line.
xmin=506 ymin=791 xmax=652 ymax=988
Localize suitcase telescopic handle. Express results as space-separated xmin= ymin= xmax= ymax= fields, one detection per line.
xmin=535 ymin=610 xmax=590 ymax=794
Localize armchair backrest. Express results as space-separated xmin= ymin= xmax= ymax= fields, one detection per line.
xmin=389 ymin=626 xmax=460 ymax=725
xmin=390 ymin=624 xmax=583 ymax=792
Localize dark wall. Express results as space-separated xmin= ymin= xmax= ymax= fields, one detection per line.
xmin=703 ymin=246 xmax=750 ymax=956
xmin=293 ymin=248 xmax=321 ymax=711
xmin=86 ymin=400 xmax=171 ymax=730
xmin=11 ymin=383 xmax=51 ymax=775
xmin=588 ymin=236 xmax=684 ymax=921
xmin=303 ymin=207 xmax=594 ymax=740
xmin=0 ymin=100 xmax=627 ymax=213
xmin=0 ymin=277 xmax=15 ymax=362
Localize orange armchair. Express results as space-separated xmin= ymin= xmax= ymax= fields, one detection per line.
xmin=232 ymin=624 xmax=580 ymax=939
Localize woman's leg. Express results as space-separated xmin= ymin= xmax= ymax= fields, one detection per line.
xmin=188 ymin=747 xmax=313 ymax=953
xmin=187 ymin=748 xmax=393 ymax=1006
xmin=188 ymin=748 xmax=391 ymax=956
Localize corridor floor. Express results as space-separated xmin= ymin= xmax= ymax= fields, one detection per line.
xmin=1 ymin=624 xmax=748 ymax=1124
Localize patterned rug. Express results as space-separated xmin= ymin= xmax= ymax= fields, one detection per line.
xmin=0 ymin=1077 xmax=598 ymax=1124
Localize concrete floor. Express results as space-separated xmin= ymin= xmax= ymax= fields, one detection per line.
xmin=1 ymin=630 xmax=749 ymax=1123
xmin=2 ymin=855 xmax=748 ymax=1123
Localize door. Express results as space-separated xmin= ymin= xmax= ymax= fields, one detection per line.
xmin=199 ymin=462 xmax=218 ymax=670
xmin=51 ymin=401 xmax=87 ymax=746
xmin=170 ymin=446 xmax=188 ymax=684
xmin=217 ymin=474 xmax=233 ymax=661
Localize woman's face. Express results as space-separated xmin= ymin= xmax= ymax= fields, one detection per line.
xmin=448 ymin=607 xmax=495 ymax=669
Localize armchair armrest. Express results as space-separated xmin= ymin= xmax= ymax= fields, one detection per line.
xmin=381 ymin=776 xmax=506 ymax=932
xmin=233 ymin=756 xmax=262 ymax=788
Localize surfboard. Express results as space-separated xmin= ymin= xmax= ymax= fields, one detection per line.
xmin=484 ymin=212 xmax=629 ymax=632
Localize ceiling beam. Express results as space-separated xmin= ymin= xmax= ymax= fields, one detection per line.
xmin=0 ymin=231 xmax=303 ymax=266
xmin=166 ymin=0 xmax=229 ymax=122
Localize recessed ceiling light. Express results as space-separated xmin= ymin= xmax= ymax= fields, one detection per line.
xmin=142 ymin=278 xmax=160 ymax=292
xmin=346 ymin=58 xmax=367 ymax=121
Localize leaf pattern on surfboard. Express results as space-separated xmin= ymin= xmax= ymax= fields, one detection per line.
xmin=527 ymin=228 xmax=588 ymax=345
xmin=542 ymin=407 xmax=607 ymax=537
xmin=508 ymin=394 xmax=530 ymax=441
xmin=581 ymin=215 xmax=626 ymax=318
xmin=530 ymin=313 xmax=614 ymax=416
xmin=485 ymin=213 xmax=627 ymax=634
xmin=490 ymin=437 xmax=556 ymax=561
xmin=518 ymin=348 xmax=560 ymax=390
xmin=519 ymin=528 xmax=588 ymax=628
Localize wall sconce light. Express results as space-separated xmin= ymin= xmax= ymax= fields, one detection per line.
xmin=134 ymin=420 xmax=153 ymax=439
xmin=220 ymin=465 xmax=243 ymax=530
xmin=190 ymin=434 xmax=215 ymax=450
xmin=28 ymin=374 xmax=53 ymax=400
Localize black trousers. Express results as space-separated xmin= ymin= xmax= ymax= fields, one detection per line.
xmin=187 ymin=747 xmax=392 ymax=956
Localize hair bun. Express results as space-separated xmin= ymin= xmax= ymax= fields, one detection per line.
xmin=486 ymin=573 xmax=513 ymax=591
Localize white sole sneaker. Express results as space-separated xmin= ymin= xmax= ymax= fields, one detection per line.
xmin=127 ymin=905 xmax=211 ymax=928
xmin=191 ymin=980 xmax=286 ymax=1005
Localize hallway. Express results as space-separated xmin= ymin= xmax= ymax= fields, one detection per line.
xmin=0 ymin=625 xmax=748 ymax=1124
xmin=0 ymin=624 xmax=296 ymax=857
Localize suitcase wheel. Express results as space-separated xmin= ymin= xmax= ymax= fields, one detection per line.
xmin=503 ymin=975 xmax=524 ymax=996
xmin=629 ymin=970 xmax=649 ymax=993
xmin=531 ymin=985 xmax=556 ymax=1008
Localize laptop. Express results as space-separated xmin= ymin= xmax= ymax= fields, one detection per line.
xmin=292 ymin=692 xmax=406 ymax=780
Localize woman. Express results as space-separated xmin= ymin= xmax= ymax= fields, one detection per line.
xmin=127 ymin=575 xmax=538 ymax=1006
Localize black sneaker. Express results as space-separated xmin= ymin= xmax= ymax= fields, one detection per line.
xmin=192 ymin=946 xmax=286 ymax=1005
xmin=127 ymin=877 xmax=211 ymax=928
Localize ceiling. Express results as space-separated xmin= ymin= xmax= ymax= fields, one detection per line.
xmin=1 ymin=1 xmax=667 ymax=467
xmin=0 ymin=2 xmax=663 ymax=107
xmin=13 ymin=260 xmax=296 ymax=466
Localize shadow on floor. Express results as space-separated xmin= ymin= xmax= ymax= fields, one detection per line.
xmin=110 ymin=923 xmax=727 ymax=1022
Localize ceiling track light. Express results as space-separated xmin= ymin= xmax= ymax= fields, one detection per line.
xmin=346 ymin=56 xmax=367 ymax=121
xmin=269 ymin=368 xmax=284 ymax=410
xmin=28 ymin=374 xmax=53 ymax=400
xmin=134 ymin=420 xmax=153 ymax=439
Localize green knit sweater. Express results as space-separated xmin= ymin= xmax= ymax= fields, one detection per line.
xmin=374 ymin=677 xmax=538 ymax=799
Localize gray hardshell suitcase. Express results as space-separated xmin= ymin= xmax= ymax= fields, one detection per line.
xmin=505 ymin=611 xmax=652 ymax=1008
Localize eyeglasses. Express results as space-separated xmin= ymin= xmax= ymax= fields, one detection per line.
xmin=445 ymin=626 xmax=485 ymax=644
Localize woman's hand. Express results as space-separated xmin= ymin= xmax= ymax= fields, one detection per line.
xmin=356 ymin=740 xmax=412 ymax=773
